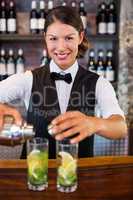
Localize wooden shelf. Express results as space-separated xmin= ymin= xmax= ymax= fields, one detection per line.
xmin=0 ymin=33 xmax=118 ymax=42
xmin=0 ymin=34 xmax=44 ymax=42
xmin=86 ymin=34 xmax=118 ymax=41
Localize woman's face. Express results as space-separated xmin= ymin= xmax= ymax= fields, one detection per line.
xmin=45 ymin=21 xmax=83 ymax=70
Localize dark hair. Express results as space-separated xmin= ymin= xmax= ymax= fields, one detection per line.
xmin=44 ymin=6 xmax=90 ymax=58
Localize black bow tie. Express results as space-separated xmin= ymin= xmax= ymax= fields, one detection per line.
xmin=50 ymin=72 xmax=72 ymax=84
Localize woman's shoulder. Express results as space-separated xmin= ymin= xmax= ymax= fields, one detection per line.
xmin=79 ymin=65 xmax=99 ymax=80
xmin=31 ymin=65 xmax=49 ymax=75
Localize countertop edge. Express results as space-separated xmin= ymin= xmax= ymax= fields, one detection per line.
xmin=0 ymin=156 xmax=133 ymax=169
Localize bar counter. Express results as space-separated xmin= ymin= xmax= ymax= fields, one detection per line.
xmin=0 ymin=156 xmax=133 ymax=200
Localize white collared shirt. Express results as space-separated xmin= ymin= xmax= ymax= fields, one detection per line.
xmin=0 ymin=60 xmax=124 ymax=118
xmin=50 ymin=60 xmax=78 ymax=113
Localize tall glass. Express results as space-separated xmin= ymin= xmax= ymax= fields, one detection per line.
xmin=56 ymin=139 xmax=78 ymax=193
xmin=27 ymin=137 xmax=48 ymax=191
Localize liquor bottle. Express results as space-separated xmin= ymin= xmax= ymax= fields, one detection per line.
xmin=97 ymin=49 xmax=105 ymax=77
xmin=7 ymin=1 xmax=17 ymax=34
xmin=71 ymin=1 xmax=77 ymax=9
xmin=7 ymin=49 xmax=15 ymax=76
xmin=48 ymin=0 xmax=54 ymax=11
xmin=105 ymin=50 xmax=115 ymax=81
xmin=61 ymin=0 xmax=67 ymax=6
xmin=107 ymin=1 xmax=116 ymax=35
xmin=16 ymin=49 xmax=25 ymax=74
xmin=96 ymin=2 xmax=107 ymax=34
xmin=38 ymin=1 xmax=46 ymax=34
xmin=0 ymin=1 xmax=7 ymax=34
xmin=88 ymin=49 xmax=96 ymax=73
xmin=0 ymin=49 xmax=7 ymax=80
xmin=40 ymin=49 xmax=49 ymax=67
xmin=79 ymin=0 xmax=87 ymax=29
xmin=30 ymin=0 xmax=38 ymax=34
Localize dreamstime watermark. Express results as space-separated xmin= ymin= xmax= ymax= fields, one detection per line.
xmin=8 ymin=85 xmax=96 ymax=116
xmin=33 ymin=107 xmax=60 ymax=118
xmin=29 ymin=85 xmax=96 ymax=108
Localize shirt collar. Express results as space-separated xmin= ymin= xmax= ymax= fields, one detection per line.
xmin=50 ymin=59 xmax=79 ymax=82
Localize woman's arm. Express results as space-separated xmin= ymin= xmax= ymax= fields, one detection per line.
xmin=0 ymin=71 xmax=32 ymax=109
xmin=48 ymin=77 xmax=127 ymax=143
xmin=0 ymin=71 xmax=32 ymax=132
xmin=96 ymin=114 xmax=127 ymax=139
xmin=48 ymin=111 xmax=127 ymax=144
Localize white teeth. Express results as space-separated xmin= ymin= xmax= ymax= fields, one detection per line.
xmin=57 ymin=53 xmax=67 ymax=55
xmin=56 ymin=53 xmax=69 ymax=59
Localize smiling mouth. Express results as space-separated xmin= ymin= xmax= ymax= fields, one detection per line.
xmin=55 ymin=53 xmax=70 ymax=60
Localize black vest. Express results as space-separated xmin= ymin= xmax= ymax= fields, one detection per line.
xmin=24 ymin=64 xmax=99 ymax=158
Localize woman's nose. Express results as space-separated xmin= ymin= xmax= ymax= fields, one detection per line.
xmin=57 ymin=39 xmax=66 ymax=51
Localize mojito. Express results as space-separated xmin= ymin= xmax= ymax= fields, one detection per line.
xmin=27 ymin=138 xmax=48 ymax=191
xmin=57 ymin=149 xmax=78 ymax=192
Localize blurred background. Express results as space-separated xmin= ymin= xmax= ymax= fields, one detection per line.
xmin=0 ymin=0 xmax=133 ymax=158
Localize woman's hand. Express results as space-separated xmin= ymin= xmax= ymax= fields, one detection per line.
xmin=48 ymin=111 xmax=103 ymax=144
xmin=0 ymin=103 xmax=22 ymax=131
xmin=48 ymin=111 xmax=127 ymax=143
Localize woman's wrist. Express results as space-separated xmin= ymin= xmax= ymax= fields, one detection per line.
xmin=90 ymin=116 xmax=106 ymax=134
xmin=86 ymin=116 xmax=106 ymax=135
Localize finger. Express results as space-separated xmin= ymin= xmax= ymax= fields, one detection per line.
xmin=70 ymin=131 xmax=90 ymax=144
xmin=51 ymin=111 xmax=79 ymax=125
xmin=0 ymin=117 xmax=4 ymax=131
xmin=55 ymin=125 xmax=81 ymax=140
xmin=6 ymin=108 xmax=22 ymax=126
xmin=51 ymin=119 xmax=78 ymax=135
xmin=13 ymin=112 xmax=22 ymax=126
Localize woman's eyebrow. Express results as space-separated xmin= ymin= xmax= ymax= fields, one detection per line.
xmin=46 ymin=33 xmax=76 ymax=37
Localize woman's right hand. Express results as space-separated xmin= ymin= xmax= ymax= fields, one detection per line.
xmin=0 ymin=103 xmax=22 ymax=131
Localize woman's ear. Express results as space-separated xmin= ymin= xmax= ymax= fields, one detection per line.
xmin=79 ymin=31 xmax=84 ymax=45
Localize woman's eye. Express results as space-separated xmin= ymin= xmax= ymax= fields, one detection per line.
xmin=50 ymin=37 xmax=57 ymax=41
xmin=66 ymin=37 xmax=73 ymax=41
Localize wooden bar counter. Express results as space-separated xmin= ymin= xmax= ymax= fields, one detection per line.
xmin=0 ymin=156 xmax=133 ymax=200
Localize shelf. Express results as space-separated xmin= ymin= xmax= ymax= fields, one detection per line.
xmin=86 ymin=34 xmax=118 ymax=41
xmin=0 ymin=34 xmax=44 ymax=42
xmin=0 ymin=33 xmax=118 ymax=42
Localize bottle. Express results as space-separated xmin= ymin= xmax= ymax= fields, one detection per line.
xmin=97 ymin=49 xmax=105 ymax=77
xmin=16 ymin=49 xmax=25 ymax=74
xmin=30 ymin=1 xmax=38 ymax=34
xmin=0 ymin=1 xmax=7 ymax=34
xmin=7 ymin=1 xmax=17 ymax=34
xmin=71 ymin=1 xmax=76 ymax=9
xmin=105 ymin=50 xmax=115 ymax=81
xmin=7 ymin=49 xmax=15 ymax=76
xmin=88 ymin=49 xmax=96 ymax=73
xmin=96 ymin=2 xmax=107 ymax=34
xmin=79 ymin=0 xmax=87 ymax=30
xmin=0 ymin=49 xmax=7 ymax=80
xmin=61 ymin=0 xmax=67 ymax=6
xmin=107 ymin=1 xmax=116 ymax=35
xmin=38 ymin=1 xmax=46 ymax=34
xmin=40 ymin=49 xmax=49 ymax=67
xmin=48 ymin=0 xmax=54 ymax=11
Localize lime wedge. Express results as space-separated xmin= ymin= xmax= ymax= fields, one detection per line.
xmin=58 ymin=151 xmax=77 ymax=179
xmin=58 ymin=151 xmax=74 ymax=168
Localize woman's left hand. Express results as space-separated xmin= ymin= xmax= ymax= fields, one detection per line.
xmin=48 ymin=111 xmax=102 ymax=143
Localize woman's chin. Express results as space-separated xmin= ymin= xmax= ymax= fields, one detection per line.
xmin=54 ymin=60 xmax=71 ymax=69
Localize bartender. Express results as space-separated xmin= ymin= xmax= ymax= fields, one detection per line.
xmin=0 ymin=6 xmax=127 ymax=158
